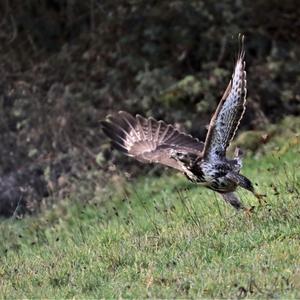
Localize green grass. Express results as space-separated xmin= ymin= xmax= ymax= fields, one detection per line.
xmin=0 ymin=128 xmax=300 ymax=298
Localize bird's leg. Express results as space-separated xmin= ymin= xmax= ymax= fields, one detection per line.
xmin=220 ymin=192 xmax=244 ymax=210
xmin=220 ymin=192 xmax=254 ymax=217
xmin=237 ymin=174 xmax=267 ymax=206
xmin=226 ymin=172 xmax=267 ymax=206
xmin=239 ymin=176 xmax=267 ymax=206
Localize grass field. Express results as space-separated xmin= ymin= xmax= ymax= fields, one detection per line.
xmin=0 ymin=121 xmax=300 ymax=298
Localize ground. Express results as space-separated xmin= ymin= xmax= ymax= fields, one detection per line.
xmin=0 ymin=122 xmax=299 ymax=298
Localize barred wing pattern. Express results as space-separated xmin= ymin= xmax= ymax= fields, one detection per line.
xmin=203 ymin=35 xmax=247 ymax=161
xmin=101 ymin=111 xmax=204 ymax=172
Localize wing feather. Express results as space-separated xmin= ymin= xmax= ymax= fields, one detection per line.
xmin=203 ymin=34 xmax=247 ymax=160
xmin=153 ymin=120 xmax=161 ymax=143
xmin=101 ymin=111 xmax=204 ymax=172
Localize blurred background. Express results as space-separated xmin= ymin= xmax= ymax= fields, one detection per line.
xmin=0 ymin=0 xmax=299 ymax=216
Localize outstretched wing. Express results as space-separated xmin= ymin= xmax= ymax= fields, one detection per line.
xmin=101 ymin=111 xmax=204 ymax=172
xmin=203 ymin=35 xmax=247 ymax=161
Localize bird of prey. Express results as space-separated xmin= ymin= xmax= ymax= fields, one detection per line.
xmin=102 ymin=35 xmax=264 ymax=211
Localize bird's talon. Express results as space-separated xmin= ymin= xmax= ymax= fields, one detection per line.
xmin=243 ymin=206 xmax=255 ymax=217
xmin=254 ymin=192 xmax=267 ymax=206
xmin=250 ymin=205 xmax=256 ymax=212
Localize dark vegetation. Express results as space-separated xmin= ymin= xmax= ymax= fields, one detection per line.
xmin=0 ymin=0 xmax=299 ymax=216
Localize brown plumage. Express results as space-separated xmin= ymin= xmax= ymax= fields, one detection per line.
xmin=102 ymin=111 xmax=204 ymax=172
xmin=102 ymin=35 xmax=265 ymax=210
xmin=203 ymin=37 xmax=247 ymax=161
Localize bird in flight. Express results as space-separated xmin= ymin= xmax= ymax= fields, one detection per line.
xmin=102 ymin=35 xmax=265 ymax=211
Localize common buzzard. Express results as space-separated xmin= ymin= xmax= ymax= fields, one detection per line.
xmin=102 ymin=35 xmax=264 ymax=210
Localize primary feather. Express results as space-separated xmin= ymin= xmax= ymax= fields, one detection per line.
xmin=203 ymin=34 xmax=247 ymax=161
